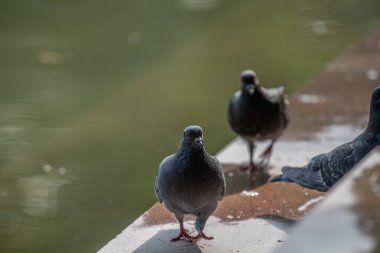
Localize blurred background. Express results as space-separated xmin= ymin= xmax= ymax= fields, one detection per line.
xmin=1 ymin=0 xmax=380 ymax=252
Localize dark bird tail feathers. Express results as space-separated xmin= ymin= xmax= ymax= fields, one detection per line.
xmin=270 ymin=166 xmax=303 ymax=183
xmin=271 ymin=166 xmax=327 ymax=192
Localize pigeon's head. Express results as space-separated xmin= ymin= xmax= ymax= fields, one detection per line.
xmin=241 ymin=69 xmax=259 ymax=95
xmin=368 ymin=86 xmax=380 ymax=131
xmin=182 ymin=125 xmax=204 ymax=150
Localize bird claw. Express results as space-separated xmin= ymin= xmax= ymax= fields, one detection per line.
xmin=240 ymin=162 xmax=255 ymax=172
xmin=190 ymin=232 xmax=214 ymax=243
xmin=171 ymin=231 xmax=214 ymax=243
xmin=171 ymin=230 xmax=193 ymax=242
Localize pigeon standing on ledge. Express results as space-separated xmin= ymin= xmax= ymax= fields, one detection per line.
xmin=228 ymin=70 xmax=289 ymax=178
xmin=155 ymin=126 xmax=226 ymax=242
xmin=271 ymin=86 xmax=380 ymax=192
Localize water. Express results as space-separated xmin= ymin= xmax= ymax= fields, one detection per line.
xmin=1 ymin=0 xmax=380 ymax=252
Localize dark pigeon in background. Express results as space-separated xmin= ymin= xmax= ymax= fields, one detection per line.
xmin=155 ymin=126 xmax=226 ymax=242
xmin=228 ymin=69 xmax=289 ymax=177
xmin=271 ymin=86 xmax=380 ymax=192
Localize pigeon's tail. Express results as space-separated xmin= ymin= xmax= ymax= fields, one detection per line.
xmin=270 ymin=166 xmax=328 ymax=192
xmin=270 ymin=166 xmax=303 ymax=183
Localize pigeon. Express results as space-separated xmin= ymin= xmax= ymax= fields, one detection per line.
xmin=271 ymin=86 xmax=380 ymax=192
xmin=155 ymin=126 xmax=226 ymax=242
xmin=228 ymin=69 xmax=289 ymax=176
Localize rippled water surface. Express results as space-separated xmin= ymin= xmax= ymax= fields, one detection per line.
xmin=1 ymin=0 xmax=380 ymax=252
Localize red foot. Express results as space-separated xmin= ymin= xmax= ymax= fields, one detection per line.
xmin=191 ymin=232 xmax=214 ymax=243
xmin=240 ymin=162 xmax=255 ymax=172
xmin=171 ymin=228 xmax=192 ymax=242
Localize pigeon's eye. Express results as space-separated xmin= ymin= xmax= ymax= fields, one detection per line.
xmin=185 ymin=133 xmax=190 ymax=139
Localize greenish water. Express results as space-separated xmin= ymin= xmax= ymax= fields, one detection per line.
xmin=0 ymin=0 xmax=380 ymax=252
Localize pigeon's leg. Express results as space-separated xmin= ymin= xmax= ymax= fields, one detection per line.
xmin=259 ymin=139 xmax=276 ymax=169
xmin=248 ymin=140 xmax=256 ymax=171
xmin=191 ymin=215 xmax=213 ymax=242
xmin=171 ymin=214 xmax=192 ymax=242
xmin=247 ymin=141 xmax=258 ymax=187
xmin=241 ymin=140 xmax=256 ymax=172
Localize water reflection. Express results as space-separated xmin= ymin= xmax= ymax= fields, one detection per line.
xmin=312 ymin=20 xmax=328 ymax=35
xmin=18 ymin=176 xmax=69 ymax=217
xmin=180 ymin=0 xmax=221 ymax=11
xmin=127 ymin=32 xmax=143 ymax=46
xmin=37 ymin=50 xmax=73 ymax=65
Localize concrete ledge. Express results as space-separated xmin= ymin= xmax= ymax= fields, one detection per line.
xmin=274 ymin=149 xmax=380 ymax=253
xmin=99 ymin=216 xmax=292 ymax=253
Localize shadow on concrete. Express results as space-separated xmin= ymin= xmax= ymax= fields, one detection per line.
xmin=258 ymin=215 xmax=298 ymax=232
xmin=132 ymin=229 xmax=202 ymax=253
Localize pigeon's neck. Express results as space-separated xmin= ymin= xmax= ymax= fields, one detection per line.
xmin=175 ymin=144 xmax=207 ymax=171
xmin=241 ymin=86 xmax=263 ymax=99
xmin=362 ymin=128 xmax=380 ymax=145
xmin=366 ymin=110 xmax=380 ymax=136
xmin=178 ymin=143 xmax=206 ymax=157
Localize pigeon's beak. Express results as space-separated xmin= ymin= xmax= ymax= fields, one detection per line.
xmin=246 ymin=84 xmax=255 ymax=95
xmin=194 ymin=137 xmax=203 ymax=147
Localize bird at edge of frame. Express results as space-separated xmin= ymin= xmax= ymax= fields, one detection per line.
xmin=155 ymin=125 xmax=226 ymax=243
xmin=271 ymin=86 xmax=380 ymax=192
xmin=228 ymin=69 xmax=289 ymax=188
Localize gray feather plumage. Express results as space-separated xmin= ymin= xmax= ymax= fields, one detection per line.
xmin=155 ymin=126 xmax=226 ymax=232
xmin=271 ymin=86 xmax=380 ymax=191
xmin=228 ymin=72 xmax=289 ymax=142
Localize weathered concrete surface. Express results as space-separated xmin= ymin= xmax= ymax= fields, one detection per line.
xmin=217 ymin=125 xmax=363 ymax=177
xmin=98 ymin=28 xmax=380 ymax=253
xmin=274 ymin=149 xmax=380 ymax=253
xmin=99 ymin=216 xmax=292 ymax=253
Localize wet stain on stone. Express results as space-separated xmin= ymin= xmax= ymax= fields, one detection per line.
xmin=214 ymin=183 xmax=325 ymax=222
xmin=143 ymin=182 xmax=325 ymax=226
xmin=223 ymin=164 xmax=270 ymax=194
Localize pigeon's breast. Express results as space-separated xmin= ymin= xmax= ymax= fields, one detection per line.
xmin=160 ymin=168 xmax=220 ymax=215
xmin=229 ymin=93 xmax=285 ymax=140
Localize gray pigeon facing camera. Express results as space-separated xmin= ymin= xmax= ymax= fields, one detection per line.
xmin=155 ymin=126 xmax=226 ymax=242
xmin=271 ymin=86 xmax=380 ymax=192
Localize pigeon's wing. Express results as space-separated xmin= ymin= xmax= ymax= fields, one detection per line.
xmin=219 ymin=163 xmax=226 ymax=201
xmin=276 ymin=85 xmax=289 ymax=119
xmin=228 ymin=91 xmax=242 ymax=124
xmin=319 ymin=137 xmax=374 ymax=188
xmin=210 ymin=156 xmax=226 ymax=201
xmin=154 ymin=175 xmax=162 ymax=203
xmin=155 ymin=155 xmax=175 ymax=203
xmin=259 ymin=85 xmax=289 ymax=136
xmin=282 ymin=140 xmax=363 ymax=191
xmin=263 ymin=86 xmax=285 ymax=104
xmin=292 ymin=165 xmax=328 ymax=191
xmin=273 ymin=134 xmax=375 ymax=192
